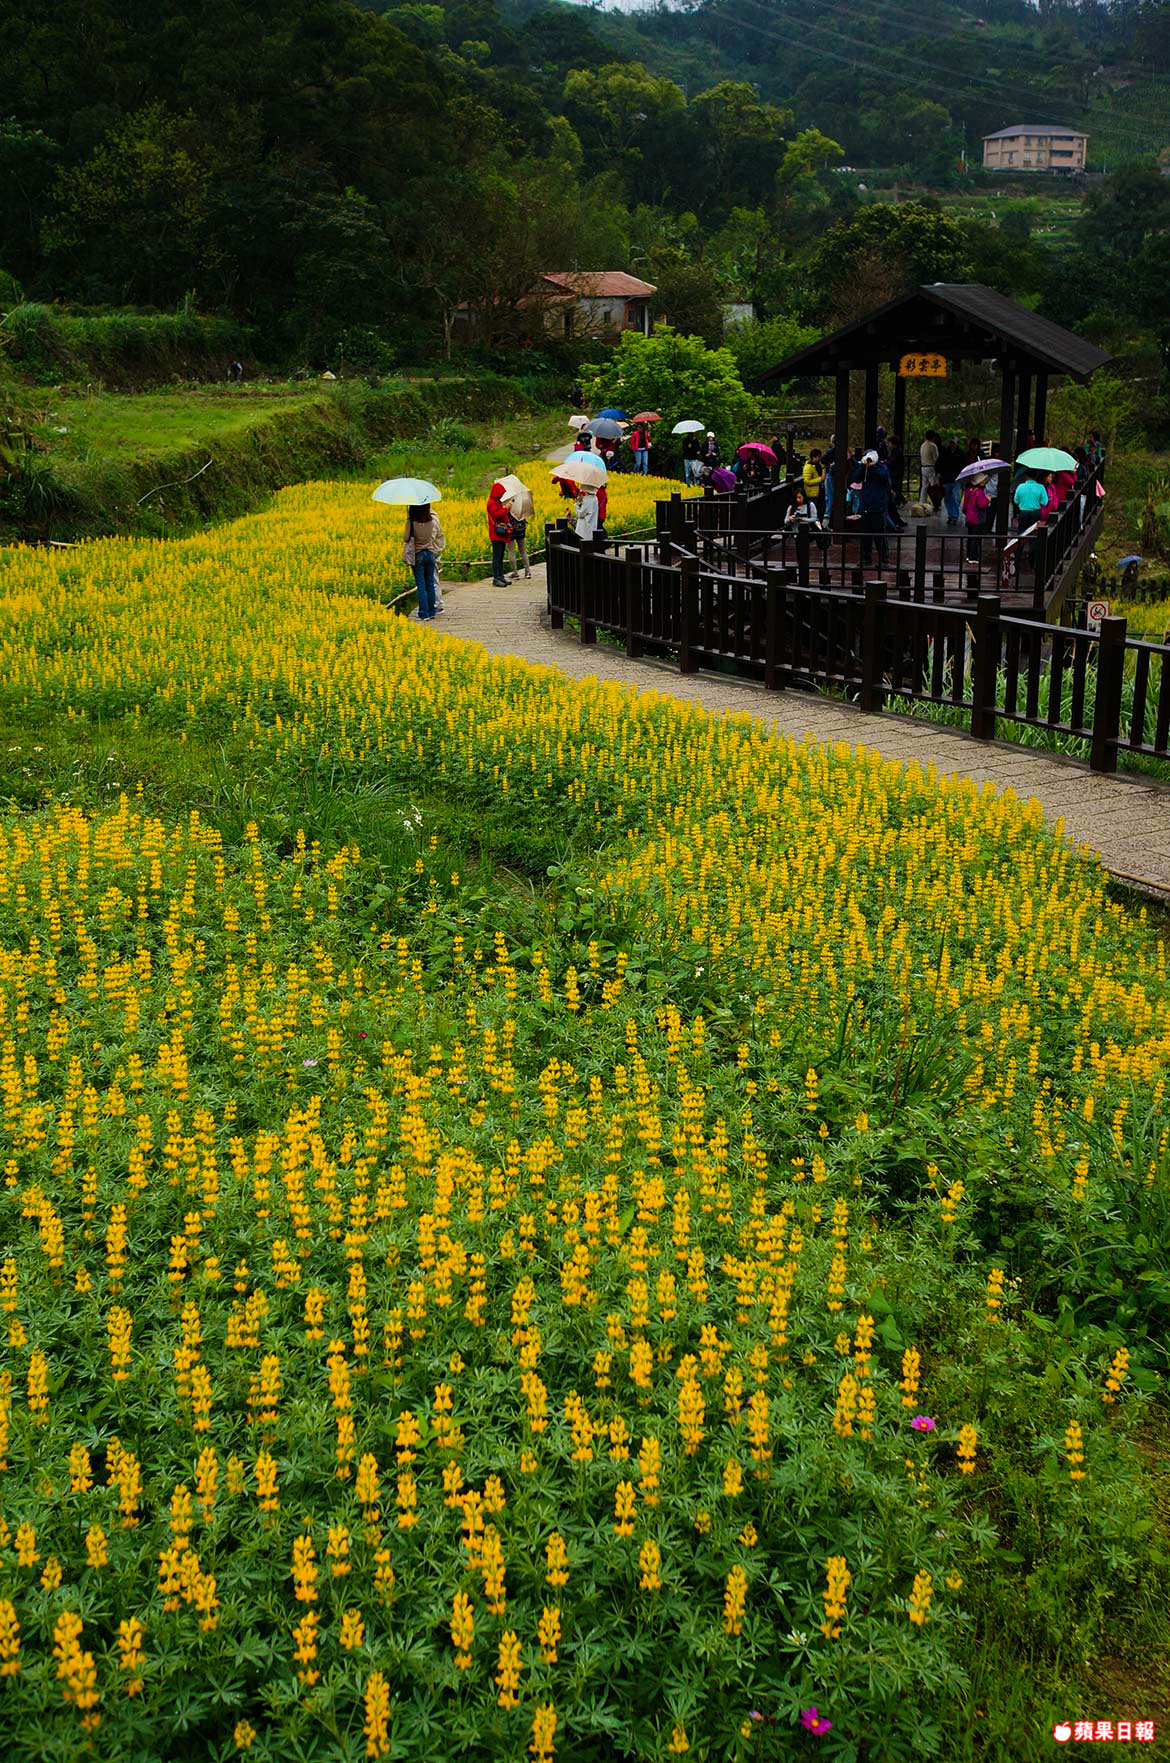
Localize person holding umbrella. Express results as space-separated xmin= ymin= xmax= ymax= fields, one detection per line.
xmin=404 ymin=501 xmax=445 ymax=620
xmin=574 ymin=483 xmax=599 ymax=542
xmin=373 ymin=475 xmax=446 ymax=619
xmin=498 ymin=474 xmax=535 ymax=580
xmin=630 ymin=413 xmax=658 ymax=476
xmin=551 ymin=453 xmax=607 ymax=543
xmin=486 ymin=481 xmax=513 ymax=586
xmin=960 ymin=473 xmax=990 ymax=561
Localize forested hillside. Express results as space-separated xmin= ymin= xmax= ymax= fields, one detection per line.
xmin=1 ymin=0 xmax=1168 ymax=377
xmin=547 ymin=0 xmax=1170 ymax=172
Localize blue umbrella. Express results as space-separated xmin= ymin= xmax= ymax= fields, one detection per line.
xmin=1118 ymin=555 xmax=1144 ymax=570
xmin=372 ymin=476 xmax=442 ymax=505
xmin=597 ymin=407 xmax=629 ymax=421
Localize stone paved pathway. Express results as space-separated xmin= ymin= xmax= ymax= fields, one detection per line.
xmin=425 ymin=565 xmax=1170 ymax=900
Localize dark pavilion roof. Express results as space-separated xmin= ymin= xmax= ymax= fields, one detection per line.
xmin=757 ymin=284 xmax=1112 ymax=385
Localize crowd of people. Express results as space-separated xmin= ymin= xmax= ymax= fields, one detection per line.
xmin=403 ymin=417 xmax=1107 ymax=615
xmin=776 ymin=425 xmax=1105 ymax=570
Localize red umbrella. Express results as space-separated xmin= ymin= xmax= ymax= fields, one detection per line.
xmin=631 ymin=411 xmax=662 ymax=423
xmin=737 ymin=442 xmax=778 ymax=464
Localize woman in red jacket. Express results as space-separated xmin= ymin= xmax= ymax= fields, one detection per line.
xmin=486 ymin=483 xmax=511 ymax=585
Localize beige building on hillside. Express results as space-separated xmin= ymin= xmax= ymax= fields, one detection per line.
xmin=982 ymin=125 xmax=1088 ymax=171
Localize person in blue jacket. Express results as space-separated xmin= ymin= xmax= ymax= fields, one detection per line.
xmin=858 ymin=450 xmax=892 ymax=569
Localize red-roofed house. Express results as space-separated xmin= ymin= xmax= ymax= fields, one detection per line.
xmin=451 ymin=271 xmax=656 ymax=346
xmin=540 ymin=272 xmax=656 ymax=340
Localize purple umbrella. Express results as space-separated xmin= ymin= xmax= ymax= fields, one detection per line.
xmin=958 ymin=457 xmax=1010 ymax=480
xmin=711 ymin=467 xmax=738 ymax=492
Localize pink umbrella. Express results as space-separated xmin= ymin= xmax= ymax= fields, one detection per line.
xmin=736 ymin=442 xmax=778 ymax=464
xmin=958 ymin=457 xmax=1010 ymax=480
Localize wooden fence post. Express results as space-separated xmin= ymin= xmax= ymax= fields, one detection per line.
xmin=913 ymin=526 xmax=927 ymax=596
xmin=547 ymin=536 xmax=566 ymax=630
xmin=580 ymin=547 xmax=597 ymax=646
xmin=858 ymin=579 xmax=887 ymax=713
xmin=795 ymin=522 xmax=810 ymax=587
xmin=764 ymin=568 xmax=786 ymax=691
xmin=679 ymin=556 xmax=700 ymax=675
xmin=625 ymin=546 xmax=643 ymax=659
xmin=1031 ymin=526 xmax=1049 ymax=614
xmin=1090 ymin=615 xmax=1127 ymax=773
xmin=969 ymin=592 xmax=1002 ymax=742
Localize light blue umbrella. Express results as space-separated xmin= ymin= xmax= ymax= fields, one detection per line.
xmin=372 ymin=477 xmax=442 ymax=505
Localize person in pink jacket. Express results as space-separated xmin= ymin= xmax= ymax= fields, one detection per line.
xmin=1043 ymin=473 xmax=1059 ymax=520
xmin=961 ymin=473 xmax=990 ymax=562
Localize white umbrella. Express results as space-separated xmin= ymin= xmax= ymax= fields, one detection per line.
xmin=372 ymin=477 xmax=442 ymax=505
xmin=672 ymin=419 xmax=705 ymax=434
xmin=552 ymin=455 xmax=607 ymax=488
xmin=568 ymin=414 xmax=590 ymax=430
xmin=498 ymin=474 xmax=535 ymax=519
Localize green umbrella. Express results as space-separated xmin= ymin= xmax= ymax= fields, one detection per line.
xmin=1016 ymin=447 xmax=1077 ymax=472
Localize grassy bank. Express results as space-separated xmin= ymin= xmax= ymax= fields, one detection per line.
xmin=1 ymin=302 xmax=252 ymax=388
xmin=1 ymin=379 xmax=563 ymax=544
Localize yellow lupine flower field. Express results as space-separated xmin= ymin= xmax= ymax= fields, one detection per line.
xmin=279 ymin=463 xmax=688 ymax=589
xmin=0 ymin=484 xmax=1165 ymax=1761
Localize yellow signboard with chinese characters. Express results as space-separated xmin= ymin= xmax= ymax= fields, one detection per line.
xmin=899 ymin=353 xmax=948 ymax=377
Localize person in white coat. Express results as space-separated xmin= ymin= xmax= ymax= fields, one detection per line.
xmin=574 ymin=487 xmax=599 ymax=542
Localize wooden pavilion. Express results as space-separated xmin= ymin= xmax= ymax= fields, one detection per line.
xmin=757 ymin=284 xmax=1112 ymax=535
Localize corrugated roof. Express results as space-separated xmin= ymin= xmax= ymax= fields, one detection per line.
xmin=983 ymin=123 xmax=1086 ymax=140
xmin=542 ymin=272 xmax=656 ymax=298
xmin=756 ymin=284 xmax=1111 ymax=384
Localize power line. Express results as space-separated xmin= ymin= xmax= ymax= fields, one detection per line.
xmin=730 ymin=0 xmax=1170 ymax=136
xmin=712 ymin=0 xmax=1170 ymax=147
xmin=639 ymin=0 xmax=1170 ymax=142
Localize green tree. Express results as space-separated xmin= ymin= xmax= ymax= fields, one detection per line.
xmin=725 ymin=313 xmax=820 ymax=387
xmin=288 ymin=188 xmax=393 ymax=358
xmin=1046 ymin=372 xmax=1136 ymax=456
xmin=563 ymin=62 xmax=685 ymax=161
xmin=772 ymin=128 xmax=845 ymax=258
xmin=689 ymin=81 xmax=793 ymax=213
xmin=648 ymin=259 xmax=728 ymax=349
xmin=809 ymin=202 xmax=974 ymax=325
xmin=43 ymin=102 xmax=213 ymax=306
xmin=580 ymin=326 xmax=757 ymax=457
xmin=858 ymin=95 xmax=958 ymax=182
xmin=0 ymin=121 xmax=60 ymax=286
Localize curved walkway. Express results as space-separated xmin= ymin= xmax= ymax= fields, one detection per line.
xmin=427 ymin=565 xmax=1170 ymax=900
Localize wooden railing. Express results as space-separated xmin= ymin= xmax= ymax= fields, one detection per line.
xmin=651 ymin=468 xmax=1103 ymax=613
xmin=545 ymin=534 xmax=1170 ymax=775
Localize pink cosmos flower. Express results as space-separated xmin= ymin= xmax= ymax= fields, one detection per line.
xmin=910 ymin=1415 xmax=936 ymax=1432
xmin=800 ymin=1707 xmax=832 ymax=1735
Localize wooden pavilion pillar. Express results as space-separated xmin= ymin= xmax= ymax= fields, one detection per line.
xmin=995 ymin=366 xmax=1015 ymax=534
xmin=1015 ymin=368 xmax=1032 ymax=455
xmin=1032 ymin=372 xmax=1048 ymax=446
xmin=832 ymin=366 xmax=850 ymax=533
xmin=863 ymin=362 xmax=879 ymax=449
xmin=892 ymin=371 xmax=907 ymax=450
